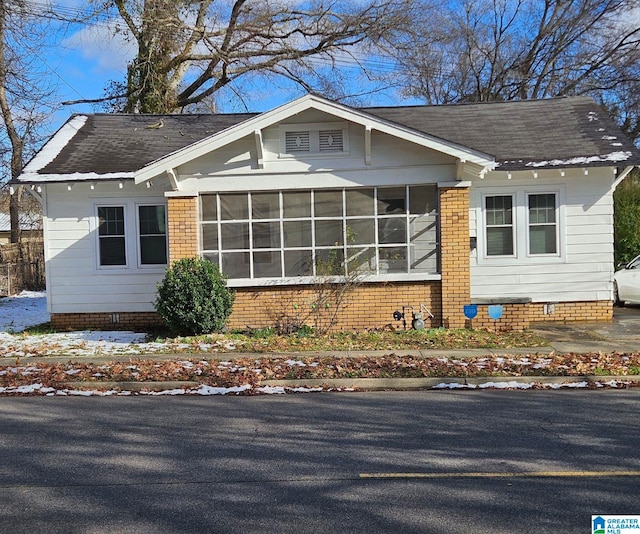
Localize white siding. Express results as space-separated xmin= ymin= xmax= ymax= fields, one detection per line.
xmin=176 ymin=113 xmax=457 ymax=193
xmin=44 ymin=182 xmax=169 ymax=314
xmin=470 ymin=168 xmax=616 ymax=303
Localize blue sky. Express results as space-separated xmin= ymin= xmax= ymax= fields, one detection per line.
xmin=39 ymin=2 xmax=414 ymax=135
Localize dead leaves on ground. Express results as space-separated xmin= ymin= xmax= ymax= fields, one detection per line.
xmin=1 ymin=351 xmax=640 ymax=395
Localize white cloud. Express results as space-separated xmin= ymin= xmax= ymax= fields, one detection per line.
xmin=63 ymin=22 xmax=136 ymax=73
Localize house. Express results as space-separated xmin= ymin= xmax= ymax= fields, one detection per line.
xmin=0 ymin=212 xmax=41 ymax=245
xmin=13 ymin=94 xmax=640 ymax=331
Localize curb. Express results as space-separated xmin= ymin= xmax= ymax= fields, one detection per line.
xmin=59 ymin=375 xmax=640 ymax=393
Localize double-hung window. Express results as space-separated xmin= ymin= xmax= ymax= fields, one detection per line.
xmin=481 ymin=190 xmax=560 ymax=261
xmin=98 ymin=206 xmax=126 ymax=266
xmin=528 ymin=193 xmax=557 ymax=255
xmin=138 ymin=205 xmax=168 ymax=265
xmin=96 ymin=202 xmax=167 ymax=269
xmin=485 ymin=195 xmax=514 ymax=256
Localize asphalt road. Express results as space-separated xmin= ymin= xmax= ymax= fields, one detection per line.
xmin=1 ymin=391 xmax=639 ymax=533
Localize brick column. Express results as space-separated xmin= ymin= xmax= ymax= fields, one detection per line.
xmin=439 ymin=185 xmax=471 ymax=328
xmin=167 ymin=194 xmax=198 ymax=263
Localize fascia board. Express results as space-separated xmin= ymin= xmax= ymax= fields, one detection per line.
xmin=134 ymin=94 xmax=495 ymax=184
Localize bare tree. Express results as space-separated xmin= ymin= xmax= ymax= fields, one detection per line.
xmin=67 ymin=0 xmax=412 ymax=113
xmin=0 ymin=0 xmax=56 ymax=242
xmin=389 ymin=0 xmax=640 ymax=139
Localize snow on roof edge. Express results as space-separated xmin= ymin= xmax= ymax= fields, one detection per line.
xmin=20 ymin=115 xmax=88 ymax=176
xmin=17 ymin=172 xmax=135 ymax=183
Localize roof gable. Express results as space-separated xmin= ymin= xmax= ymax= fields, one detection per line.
xmin=133 ymin=94 xmax=495 ymax=183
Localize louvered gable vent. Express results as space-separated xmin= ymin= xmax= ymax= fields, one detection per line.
xmin=285 ymin=131 xmax=310 ymax=152
xmin=319 ymin=129 xmax=343 ymax=152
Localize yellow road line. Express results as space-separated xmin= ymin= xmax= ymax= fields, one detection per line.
xmin=359 ymin=471 xmax=640 ymax=479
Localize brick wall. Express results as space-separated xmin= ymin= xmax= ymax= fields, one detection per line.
xmin=528 ymin=301 xmax=613 ymax=323
xmin=468 ymin=300 xmax=613 ymax=331
xmin=50 ymin=282 xmax=441 ymax=332
xmin=167 ymin=195 xmax=198 ymax=262
xmin=51 ymin=312 xmax=164 ymax=331
xmin=439 ymin=186 xmax=470 ymax=328
xmin=228 ymin=281 xmax=442 ymax=331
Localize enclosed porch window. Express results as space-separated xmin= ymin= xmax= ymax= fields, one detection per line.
xmin=200 ymin=186 xmax=439 ymax=281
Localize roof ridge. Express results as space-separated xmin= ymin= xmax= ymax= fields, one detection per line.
xmin=361 ymin=95 xmax=592 ymax=111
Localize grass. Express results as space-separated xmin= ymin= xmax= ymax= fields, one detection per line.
xmin=154 ymin=327 xmax=550 ymax=353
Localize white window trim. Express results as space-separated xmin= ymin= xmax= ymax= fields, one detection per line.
xmin=135 ymin=203 xmax=169 ymax=269
xmin=91 ymin=199 xmax=168 ymax=274
xmin=279 ymin=122 xmax=350 ymax=157
xmin=525 ymin=191 xmax=560 ymax=258
xmin=483 ymin=192 xmax=516 ymax=259
xmin=476 ymin=186 xmax=565 ymax=265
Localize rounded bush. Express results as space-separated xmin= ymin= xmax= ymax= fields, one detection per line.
xmin=155 ymin=257 xmax=235 ymax=335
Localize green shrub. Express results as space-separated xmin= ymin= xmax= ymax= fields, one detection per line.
xmin=155 ymin=257 xmax=235 ymax=335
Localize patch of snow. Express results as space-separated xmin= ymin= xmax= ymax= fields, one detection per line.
xmin=21 ymin=116 xmax=88 ymax=175
xmin=478 ymin=381 xmax=534 ymax=389
xmin=526 ymin=151 xmax=632 ymax=168
xmin=193 ymin=385 xmax=252 ymax=395
xmin=0 ymin=291 xmax=50 ymax=332
xmin=257 ymin=386 xmax=286 ymax=394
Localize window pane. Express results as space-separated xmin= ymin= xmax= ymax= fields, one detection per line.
xmin=315 ymin=220 xmax=343 ymax=246
xmin=202 ymin=252 xmax=219 ymax=266
xmin=409 ymin=185 xmax=438 ymax=214
xmin=346 ymin=247 xmax=375 ymax=273
xmin=378 ymin=187 xmax=406 ymax=215
xmin=410 ymin=214 xmax=438 ymax=273
xmin=379 ymin=217 xmax=406 ymax=244
xmin=529 ymin=194 xmax=556 ymax=224
xmin=252 ymin=193 xmax=280 ymax=219
xmin=222 ymin=252 xmax=250 ymax=278
xmin=314 ymin=190 xmax=342 ymax=217
xmin=140 ymin=236 xmax=167 ymax=264
xmin=253 ymin=222 xmax=281 ymax=249
xmin=253 ymin=251 xmax=282 ymax=278
xmin=100 ymin=237 xmax=126 ymax=266
xmin=221 ymin=222 xmax=249 ymax=250
xmin=283 ymin=191 xmax=310 ymax=218
xmin=285 ymin=250 xmax=312 ymax=276
xmin=139 ymin=206 xmax=165 ymax=235
xmin=284 ymin=220 xmax=311 ymax=247
xmin=379 ymin=247 xmax=407 ymax=273
xmin=530 ymin=226 xmax=557 ymax=254
xmin=201 ymin=195 xmax=217 ymax=221
xmin=98 ymin=207 xmax=124 ymax=236
xmin=487 ymin=227 xmax=513 ymax=256
xmin=220 ymin=194 xmax=248 ymax=220
xmin=316 ymin=248 xmax=345 ymax=276
xmin=201 ymin=224 xmax=218 ymax=250
xmin=346 ymin=189 xmax=374 ymax=216
xmin=346 ymin=219 xmax=375 ymax=245
xmin=485 ymin=196 xmax=512 ymax=225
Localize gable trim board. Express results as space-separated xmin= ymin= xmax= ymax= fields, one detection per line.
xmin=16 ymin=96 xmax=640 ymax=331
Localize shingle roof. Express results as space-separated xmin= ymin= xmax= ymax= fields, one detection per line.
xmin=363 ymin=96 xmax=640 ymax=171
xmin=19 ymin=96 xmax=640 ymax=181
xmin=37 ymin=112 xmax=258 ymax=176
